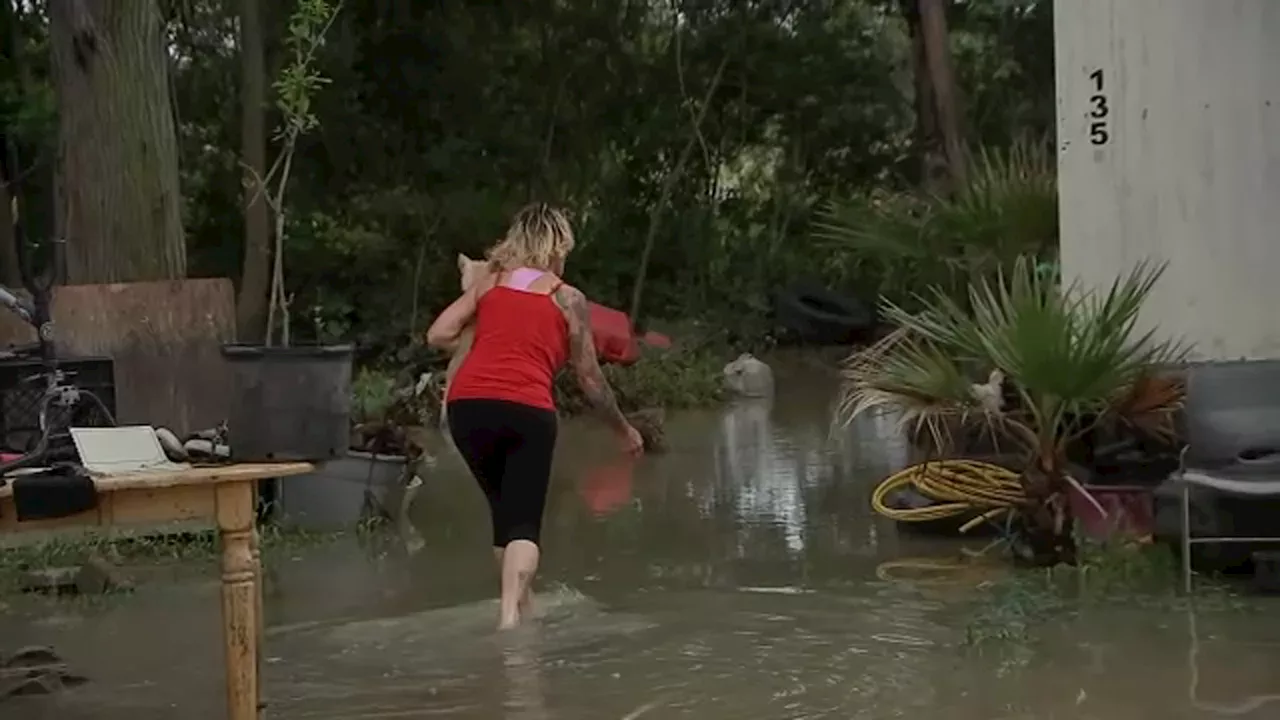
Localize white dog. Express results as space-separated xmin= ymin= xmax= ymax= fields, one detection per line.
xmin=722 ymin=353 xmax=775 ymax=399
xmin=439 ymin=254 xmax=490 ymax=430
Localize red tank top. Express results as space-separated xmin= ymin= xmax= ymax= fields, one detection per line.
xmin=446 ymin=283 xmax=569 ymax=411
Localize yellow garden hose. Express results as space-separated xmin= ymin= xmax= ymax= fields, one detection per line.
xmin=871 ymin=459 xmax=1025 ymax=534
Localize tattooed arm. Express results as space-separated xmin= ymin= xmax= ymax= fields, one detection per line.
xmin=553 ymin=284 xmax=630 ymax=433
xmin=426 ymin=273 xmax=492 ymax=351
xmin=425 ymin=286 xmax=476 ymax=351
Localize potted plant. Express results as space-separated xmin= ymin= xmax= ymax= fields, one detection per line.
xmin=837 ymin=257 xmax=1188 ymax=566
xmin=277 ymin=369 xmax=431 ymax=530
xmin=222 ymin=0 xmax=353 ymax=462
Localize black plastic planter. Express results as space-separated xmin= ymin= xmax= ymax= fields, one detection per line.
xmin=221 ymin=343 xmax=354 ymax=462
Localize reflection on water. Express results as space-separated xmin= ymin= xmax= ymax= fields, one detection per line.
xmin=715 ymin=397 xmax=809 ymax=554
xmin=2 ymin=353 xmax=1280 ymax=719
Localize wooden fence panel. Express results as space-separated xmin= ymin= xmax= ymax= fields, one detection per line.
xmin=0 ymin=278 xmax=237 ymax=435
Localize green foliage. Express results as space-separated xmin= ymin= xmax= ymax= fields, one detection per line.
xmin=210 ymin=0 xmax=1046 ymax=355
xmin=0 ymin=2 xmax=54 ymax=146
xmin=837 ymin=257 xmax=1188 ymax=465
xmin=5 ymin=0 xmax=1057 ymax=360
xmin=351 ymin=367 xmax=396 ymax=423
xmin=274 ymin=0 xmax=338 ymax=138
xmin=950 ymin=1 xmax=1056 ymax=145
xmin=556 ymin=346 xmax=726 ymax=415
xmin=813 ymin=135 xmax=1058 ymax=308
xmin=0 ymin=525 xmax=344 ymax=599
xmin=839 ymin=257 xmax=1186 ymax=563
xmin=1070 ymin=537 xmax=1179 ymax=595
xmin=0 ymin=0 xmax=58 ymax=241
xmin=964 ymin=568 xmax=1064 ymax=651
xmin=964 ymin=538 xmax=1246 ymax=658
xmin=262 ymin=0 xmax=342 ymax=346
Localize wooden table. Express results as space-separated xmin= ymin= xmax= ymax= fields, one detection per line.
xmin=0 ymin=462 xmax=315 ymax=719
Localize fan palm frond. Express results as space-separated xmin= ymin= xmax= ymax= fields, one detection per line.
xmin=1110 ymin=372 xmax=1185 ymax=441
xmin=838 ymin=325 xmax=1019 ymax=455
xmin=837 ymin=256 xmax=1189 ymax=462
xmin=812 ymin=135 xmax=1058 ymax=307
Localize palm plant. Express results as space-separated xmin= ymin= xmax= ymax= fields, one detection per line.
xmin=813 ymin=135 xmax=1057 ymax=307
xmin=837 ymin=257 xmax=1189 ymax=565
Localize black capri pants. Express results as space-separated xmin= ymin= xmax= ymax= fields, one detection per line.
xmin=447 ymin=398 xmax=558 ymax=548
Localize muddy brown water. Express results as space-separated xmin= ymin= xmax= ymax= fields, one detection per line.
xmin=3 ymin=354 xmax=1280 ymax=719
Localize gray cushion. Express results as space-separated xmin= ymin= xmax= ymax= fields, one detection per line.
xmin=1184 ymin=360 xmax=1280 ymax=465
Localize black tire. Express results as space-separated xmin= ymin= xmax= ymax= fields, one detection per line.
xmin=773 ymin=283 xmax=875 ymax=345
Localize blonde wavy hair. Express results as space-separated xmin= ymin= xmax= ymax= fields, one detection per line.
xmin=485 ymin=203 xmax=575 ymax=272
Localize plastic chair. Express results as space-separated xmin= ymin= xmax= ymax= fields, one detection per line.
xmin=1175 ymin=360 xmax=1280 ymax=593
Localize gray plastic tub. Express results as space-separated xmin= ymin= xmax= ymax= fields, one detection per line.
xmin=276 ymin=451 xmax=407 ymax=531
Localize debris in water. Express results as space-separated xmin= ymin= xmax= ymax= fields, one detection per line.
xmin=19 ymin=555 xmax=133 ymax=596
xmin=0 ymin=646 xmax=88 ymax=701
xmin=627 ymin=408 xmax=667 ymax=453
xmin=722 ymin=352 xmax=774 ymax=398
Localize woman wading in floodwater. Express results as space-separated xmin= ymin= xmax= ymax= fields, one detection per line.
xmin=426 ymin=203 xmax=644 ymax=630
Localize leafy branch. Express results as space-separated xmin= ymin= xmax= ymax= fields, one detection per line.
xmin=245 ymin=0 xmax=341 ymax=347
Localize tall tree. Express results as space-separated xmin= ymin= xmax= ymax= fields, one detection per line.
xmin=237 ymin=0 xmax=269 ymax=341
xmin=48 ymin=0 xmax=186 ymax=283
xmin=903 ymin=0 xmax=966 ymax=191
xmin=1 ymin=0 xmax=29 ymax=287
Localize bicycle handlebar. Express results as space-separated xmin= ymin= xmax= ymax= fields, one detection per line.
xmin=0 ymin=285 xmax=34 ymax=325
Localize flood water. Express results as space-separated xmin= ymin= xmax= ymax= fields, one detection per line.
xmin=4 ymin=354 xmax=1280 ymax=719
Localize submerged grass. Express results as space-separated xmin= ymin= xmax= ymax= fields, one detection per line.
xmin=0 ymin=523 xmax=348 ymax=600
xmin=963 ymin=538 xmax=1251 ymax=658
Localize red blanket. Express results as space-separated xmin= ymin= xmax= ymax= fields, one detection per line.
xmin=588 ymin=302 xmax=670 ymax=366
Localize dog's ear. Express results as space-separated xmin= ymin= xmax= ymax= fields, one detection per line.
xmin=456 ymin=253 xmax=472 ymax=273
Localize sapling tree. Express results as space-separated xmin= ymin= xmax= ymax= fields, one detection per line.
xmin=251 ymin=0 xmax=340 ymax=347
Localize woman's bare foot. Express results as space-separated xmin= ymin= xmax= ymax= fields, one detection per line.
xmin=497 ymin=540 xmax=539 ymax=630
xmin=518 ymin=587 xmax=535 ymax=620
xmin=498 ymin=591 xmax=535 ymax=630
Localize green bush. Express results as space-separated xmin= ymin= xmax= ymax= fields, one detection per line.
xmin=351 ymin=368 xmax=397 ymax=423
xmin=813 ymin=136 xmax=1058 ymax=308
xmin=555 ymin=345 xmax=726 ymax=415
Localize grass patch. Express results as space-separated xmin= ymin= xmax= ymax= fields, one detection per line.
xmin=964 ymin=538 xmax=1249 ymax=657
xmin=0 ymin=523 xmax=348 ymax=599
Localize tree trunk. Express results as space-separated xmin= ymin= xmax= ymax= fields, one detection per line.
xmin=1 ymin=0 xmax=28 ymax=287
xmin=902 ymin=0 xmax=942 ymax=191
xmin=903 ymin=0 xmax=965 ymax=192
xmin=236 ymin=0 xmax=270 ymax=342
xmin=1014 ymin=463 xmax=1078 ymax=567
xmin=48 ymin=0 xmax=186 ymax=284
xmin=917 ymin=0 xmax=965 ymax=187
xmin=0 ymin=168 xmax=20 ymax=288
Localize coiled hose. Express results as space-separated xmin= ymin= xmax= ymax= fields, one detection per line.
xmin=870 ymin=459 xmax=1025 ymax=534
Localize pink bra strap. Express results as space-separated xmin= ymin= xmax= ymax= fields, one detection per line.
xmin=504 ymin=267 xmax=545 ymax=291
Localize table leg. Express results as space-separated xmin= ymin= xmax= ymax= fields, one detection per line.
xmin=252 ymin=525 xmax=264 ymax=711
xmin=217 ymin=480 xmax=258 ymax=720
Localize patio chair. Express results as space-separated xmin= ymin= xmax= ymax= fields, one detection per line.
xmin=1174 ymin=360 xmax=1280 ymax=593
